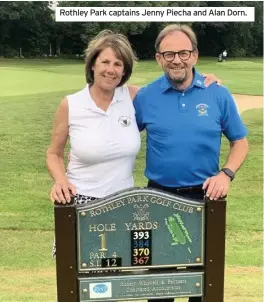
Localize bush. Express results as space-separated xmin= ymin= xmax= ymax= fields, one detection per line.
xmin=231 ymin=48 xmax=247 ymax=57
xmin=1 ymin=46 xmax=19 ymax=58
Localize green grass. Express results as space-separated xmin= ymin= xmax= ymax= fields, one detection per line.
xmin=0 ymin=57 xmax=262 ymax=96
xmin=0 ymin=58 xmax=262 ymax=301
xmin=131 ymin=57 xmax=263 ymax=95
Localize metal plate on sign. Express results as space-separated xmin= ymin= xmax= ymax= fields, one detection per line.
xmin=78 ymin=271 xmax=204 ymax=301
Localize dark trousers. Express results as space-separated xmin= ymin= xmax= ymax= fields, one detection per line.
xmin=147 ymin=180 xmax=204 ymax=302
xmin=147 ymin=180 xmax=205 ymax=200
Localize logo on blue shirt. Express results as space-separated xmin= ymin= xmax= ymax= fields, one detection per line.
xmin=196 ymin=103 xmax=209 ymax=116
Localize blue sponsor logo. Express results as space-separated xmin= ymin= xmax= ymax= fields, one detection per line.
xmin=93 ymin=284 xmax=108 ymax=294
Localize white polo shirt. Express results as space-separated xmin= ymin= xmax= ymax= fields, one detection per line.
xmin=66 ymin=85 xmax=141 ymax=198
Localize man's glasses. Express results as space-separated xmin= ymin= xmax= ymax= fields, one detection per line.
xmin=158 ymin=50 xmax=193 ymax=62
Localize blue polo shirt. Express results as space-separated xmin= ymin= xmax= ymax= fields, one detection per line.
xmin=133 ymin=70 xmax=248 ymax=187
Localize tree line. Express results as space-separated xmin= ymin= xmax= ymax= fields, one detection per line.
xmin=0 ymin=1 xmax=262 ymax=59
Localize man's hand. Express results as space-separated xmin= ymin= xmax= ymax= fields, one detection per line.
xmin=202 ymin=172 xmax=231 ymax=200
xmin=50 ymin=180 xmax=76 ymax=204
xmin=202 ymin=73 xmax=222 ymax=87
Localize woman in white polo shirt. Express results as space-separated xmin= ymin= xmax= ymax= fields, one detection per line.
xmin=47 ymin=30 xmax=141 ymax=205
xmin=46 ymin=30 xmax=219 ymax=205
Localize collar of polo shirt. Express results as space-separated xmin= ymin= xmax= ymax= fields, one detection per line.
xmin=84 ymin=84 xmax=125 ymax=110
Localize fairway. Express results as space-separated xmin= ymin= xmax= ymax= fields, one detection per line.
xmin=0 ymin=58 xmax=262 ymax=302
xmin=0 ymin=57 xmax=263 ymax=97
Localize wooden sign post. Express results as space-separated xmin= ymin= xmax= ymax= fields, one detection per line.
xmin=54 ymin=188 xmax=226 ymax=302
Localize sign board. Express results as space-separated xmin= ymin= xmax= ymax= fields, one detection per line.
xmin=76 ymin=188 xmax=205 ymax=272
xmin=54 ymin=187 xmax=226 ymax=302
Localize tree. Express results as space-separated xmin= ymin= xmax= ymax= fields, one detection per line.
xmin=0 ymin=1 xmax=54 ymax=57
xmin=0 ymin=1 xmax=262 ymax=58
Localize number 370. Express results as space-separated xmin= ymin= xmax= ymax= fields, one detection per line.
xmin=133 ymin=231 xmax=149 ymax=240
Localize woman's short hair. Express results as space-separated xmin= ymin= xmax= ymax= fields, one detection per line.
xmin=155 ymin=24 xmax=198 ymax=52
xmin=84 ymin=30 xmax=137 ymax=87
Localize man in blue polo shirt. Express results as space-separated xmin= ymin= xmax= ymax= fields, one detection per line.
xmin=134 ymin=24 xmax=248 ymax=302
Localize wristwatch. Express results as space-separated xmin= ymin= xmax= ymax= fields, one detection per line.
xmin=221 ymin=168 xmax=235 ymax=181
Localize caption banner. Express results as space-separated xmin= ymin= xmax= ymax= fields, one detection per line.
xmin=56 ymin=7 xmax=255 ymax=22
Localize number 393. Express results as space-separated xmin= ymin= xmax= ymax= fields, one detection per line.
xmin=133 ymin=231 xmax=149 ymax=240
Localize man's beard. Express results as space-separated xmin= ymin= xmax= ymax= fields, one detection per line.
xmin=166 ymin=68 xmax=187 ymax=85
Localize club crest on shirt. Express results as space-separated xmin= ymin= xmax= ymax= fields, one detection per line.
xmin=118 ymin=116 xmax=132 ymax=127
xmin=196 ymin=103 xmax=209 ymax=116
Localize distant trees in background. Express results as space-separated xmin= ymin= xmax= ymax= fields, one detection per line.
xmin=0 ymin=1 xmax=262 ymax=58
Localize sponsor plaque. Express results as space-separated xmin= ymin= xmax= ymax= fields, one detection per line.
xmin=78 ymin=272 xmax=203 ymax=301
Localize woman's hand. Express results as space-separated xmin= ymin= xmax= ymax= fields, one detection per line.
xmin=50 ymin=179 xmax=76 ymax=204
xmin=203 ymin=73 xmax=222 ymax=87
